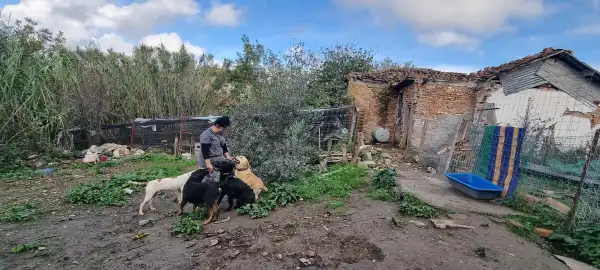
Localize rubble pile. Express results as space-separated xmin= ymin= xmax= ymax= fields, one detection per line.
xmin=81 ymin=143 xmax=145 ymax=163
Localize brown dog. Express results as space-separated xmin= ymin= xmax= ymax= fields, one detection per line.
xmin=234 ymin=156 xmax=268 ymax=200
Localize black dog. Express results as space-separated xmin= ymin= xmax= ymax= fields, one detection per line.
xmin=178 ymin=168 xmax=220 ymax=224
xmin=216 ymin=161 xmax=256 ymax=211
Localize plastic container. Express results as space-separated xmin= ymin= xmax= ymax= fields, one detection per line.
xmin=444 ymin=172 xmax=503 ymax=200
xmin=372 ymin=126 xmax=390 ymax=142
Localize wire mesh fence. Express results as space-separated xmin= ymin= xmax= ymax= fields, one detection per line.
xmin=69 ymin=105 xmax=357 ymax=155
xmin=440 ymin=82 xmax=600 ymax=227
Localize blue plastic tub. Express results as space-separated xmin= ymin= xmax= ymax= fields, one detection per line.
xmin=444 ymin=173 xmax=503 ymax=200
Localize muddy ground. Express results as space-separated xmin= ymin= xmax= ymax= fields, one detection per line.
xmin=0 ymin=159 xmax=568 ymax=270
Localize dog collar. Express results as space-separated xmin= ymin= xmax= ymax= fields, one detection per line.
xmin=236 ymin=168 xmax=249 ymax=171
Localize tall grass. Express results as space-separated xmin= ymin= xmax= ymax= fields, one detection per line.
xmin=0 ymin=17 xmax=227 ymax=169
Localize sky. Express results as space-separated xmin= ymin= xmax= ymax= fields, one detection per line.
xmin=1 ymin=0 xmax=600 ymax=73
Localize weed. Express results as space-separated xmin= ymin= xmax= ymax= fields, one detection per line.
xmin=367 ymin=187 xmax=400 ymax=202
xmin=67 ymin=165 xmax=188 ymax=206
xmin=236 ymin=203 xmax=273 ymax=219
xmin=0 ymin=169 xmax=42 ymax=181
xmin=371 ymin=168 xmax=396 ymax=189
xmin=327 ymin=200 xmax=345 ymax=209
xmin=126 ymin=153 xmax=181 ymax=163
xmin=10 ymin=243 xmax=43 ymax=253
xmin=296 ymin=164 xmax=367 ymax=200
xmin=548 ymin=226 xmax=600 ymax=267
xmin=398 ymin=193 xmax=439 ymax=218
xmin=2 ymin=203 xmax=40 ymax=222
xmin=237 ymin=182 xmax=302 ymax=219
xmin=171 ymin=211 xmax=207 ymax=236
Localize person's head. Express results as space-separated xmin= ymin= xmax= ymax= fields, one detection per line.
xmin=212 ymin=116 xmax=231 ymax=132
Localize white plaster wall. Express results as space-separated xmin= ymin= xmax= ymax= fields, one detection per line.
xmin=488 ymin=88 xmax=597 ymax=150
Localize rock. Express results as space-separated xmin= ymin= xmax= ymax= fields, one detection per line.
xmin=413 ymin=156 xmax=420 ymax=163
xmin=210 ymin=239 xmax=219 ymax=247
xmin=427 ymin=167 xmax=437 ymax=174
xmin=447 ymin=213 xmax=468 ymax=220
xmin=474 ymin=247 xmax=486 ymax=258
xmin=430 ymin=219 xmax=474 ymax=229
xmin=381 ymin=152 xmax=391 ymax=159
xmin=392 ymin=217 xmax=405 ymax=227
xmin=186 ymin=241 xmax=197 ymax=248
xmin=409 ymin=220 xmax=427 ymax=228
xmin=27 ymin=154 xmax=39 ymax=160
xmin=113 ymin=149 xmax=121 ymax=158
xmin=307 ymin=250 xmax=316 ymax=257
xmin=299 ymin=258 xmax=311 ymax=265
xmin=277 ymin=254 xmax=283 ymax=260
xmin=216 ymin=228 xmax=226 ymax=234
xmin=384 ymin=159 xmax=392 ymax=166
xmin=358 ymin=160 xmax=376 ymax=169
xmin=138 ymin=219 xmax=153 ymax=226
xmin=248 ymin=244 xmax=260 ymax=253
xmin=181 ymin=153 xmax=192 ymax=160
xmin=229 ymin=249 xmax=240 ymax=258
xmin=262 ymin=252 xmax=269 ymax=256
xmin=124 ymin=188 xmax=134 ymax=195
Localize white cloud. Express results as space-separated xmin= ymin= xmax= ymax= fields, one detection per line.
xmin=141 ymin=32 xmax=205 ymax=56
xmin=1 ymin=0 xmax=205 ymax=54
xmin=336 ymin=0 xmax=545 ymax=50
xmin=205 ymin=3 xmax=242 ymax=27
xmin=570 ymin=24 xmax=600 ymax=35
xmin=417 ymin=31 xmax=480 ymax=51
xmin=427 ymin=64 xmax=479 ymax=74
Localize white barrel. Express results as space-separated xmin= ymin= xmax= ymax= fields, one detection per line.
xmin=372 ymin=126 xmax=390 ymax=143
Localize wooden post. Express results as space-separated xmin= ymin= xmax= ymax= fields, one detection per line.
xmin=178 ymin=112 xmax=183 ymax=156
xmin=341 ymin=140 xmax=348 ymax=163
xmin=351 ymin=132 xmax=364 ymax=163
xmin=566 ymin=128 xmax=600 ymax=228
xmin=130 ymin=119 xmax=135 ymax=147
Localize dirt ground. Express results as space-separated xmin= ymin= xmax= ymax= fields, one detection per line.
xmin=0 ymin=157 xmax=569 ymax=270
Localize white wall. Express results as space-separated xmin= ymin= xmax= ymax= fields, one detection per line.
xmin=488 ymin=87 xmax=597 ymax=150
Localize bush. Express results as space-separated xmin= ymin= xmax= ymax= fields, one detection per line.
xmin=371 ymin=168 xmax=397 ymax=189
xmin=237 ymin=182 xmax=300 ymax=219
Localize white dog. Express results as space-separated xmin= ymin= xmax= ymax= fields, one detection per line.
xmin=131 ymin=171 xmax=193 ymax=215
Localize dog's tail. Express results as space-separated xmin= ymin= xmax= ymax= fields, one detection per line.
xmin=262 ymin=186 xmax=268 ymax=192
xmin=128 ymin=181 xmax=148 ymax=186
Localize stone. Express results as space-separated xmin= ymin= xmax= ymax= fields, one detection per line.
xmin=113 ymin=149 xmax=120 ymax=158
xmin=262 ymin=252 xmax=269 ymax=256
xmin=384 ymin=159 xmax=392 ymax=166
xmin=248 ymin=244 xmax=260 ymax=253
xmin=216 ymin=229 xmax=226 ymax=234
xmin=277 ymin=254 xmax=283 ymax=260
xmin=427 ymin=167 xmax=437 ymax=174
xmin=299 ymin=258 xmax=311 ymax=265
xmin=358 ymin=160 xmax=376 ymax=169
xmin=138 ymin=219 xmax=153 ymax=226
xmin=228 ymin=249 xmax=240 ymax=258
xmin=381 ymin=152 xmax=392 ymax=159
xmin=186 ymin=241 xmax=197 ymax=248
xmin=210 ymin=239 xmax=219 ymax=247
xmin=409 ymin=220 xmax=427 ymax=228
xmin=307 ymin=250 xmax=316 ymax=257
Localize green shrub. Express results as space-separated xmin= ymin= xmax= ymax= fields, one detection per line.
xmin=296 ymin=164 xmax=367 ymax=200
xmin=398 ymin=193 xmax=439 ymax=218
xmin=2 ymin=203 xmax=40 ymax=222
xmin=371 ymin=168 xmax=396 ymax=189
xmin=10 ymin=243 xmax=42 ymax=253
xmin=172 ymin=211 xmax=207 ymax=236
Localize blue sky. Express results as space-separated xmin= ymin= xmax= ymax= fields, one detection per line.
xmin=2 ymin=0 xmax=600 ymax=72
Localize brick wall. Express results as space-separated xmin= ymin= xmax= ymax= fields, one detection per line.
xmin=348 ymin=80 xmax=399 ymax=143
xmin=349 ymin=79 xmax=477 ymax=156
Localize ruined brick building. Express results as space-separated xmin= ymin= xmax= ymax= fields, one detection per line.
xmin=347 ymin=47 xmax=600 ymax=171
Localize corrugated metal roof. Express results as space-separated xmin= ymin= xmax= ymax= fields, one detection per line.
xmin=499 ymin=61 xmax=548 ymax=95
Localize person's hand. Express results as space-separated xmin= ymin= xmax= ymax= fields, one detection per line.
xmin=226 ymin=155 xmax=234 ymax=160
xmin=206 ymin=162 xmax=214 ymax=173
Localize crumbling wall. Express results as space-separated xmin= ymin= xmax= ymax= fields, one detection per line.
xmin=348 ymin=79 xmax=399 ymax=142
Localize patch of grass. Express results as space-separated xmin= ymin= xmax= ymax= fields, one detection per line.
xmin=367 ymin=187 xmax=399 ymax=202
xmin=296 ymin=164 xmax=368 ymax=200
xmin=327 ymin=200 xmax=345 ymax=209
xmin=2 ymin=203 xmax=40 ymax=222
xmin=66 ymin=164 xmax=189 ymax=206
xmin=0 ymin=169 xmax=42 ymax=181
xmin=172 ymin=211 xmax=207 ymax=236
xmin=371 ymin=168 xmax=396 ymax=189
xmin=126 ymin=153 xmax=181 ymax=163
xmin=398 ymin=193 xmax=439 ymax=218
xmin=10 ymin=242 xmax=43 ymax=253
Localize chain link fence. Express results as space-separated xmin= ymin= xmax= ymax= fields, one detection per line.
xmin=435 ymin=84 xmax=600 ymax=227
